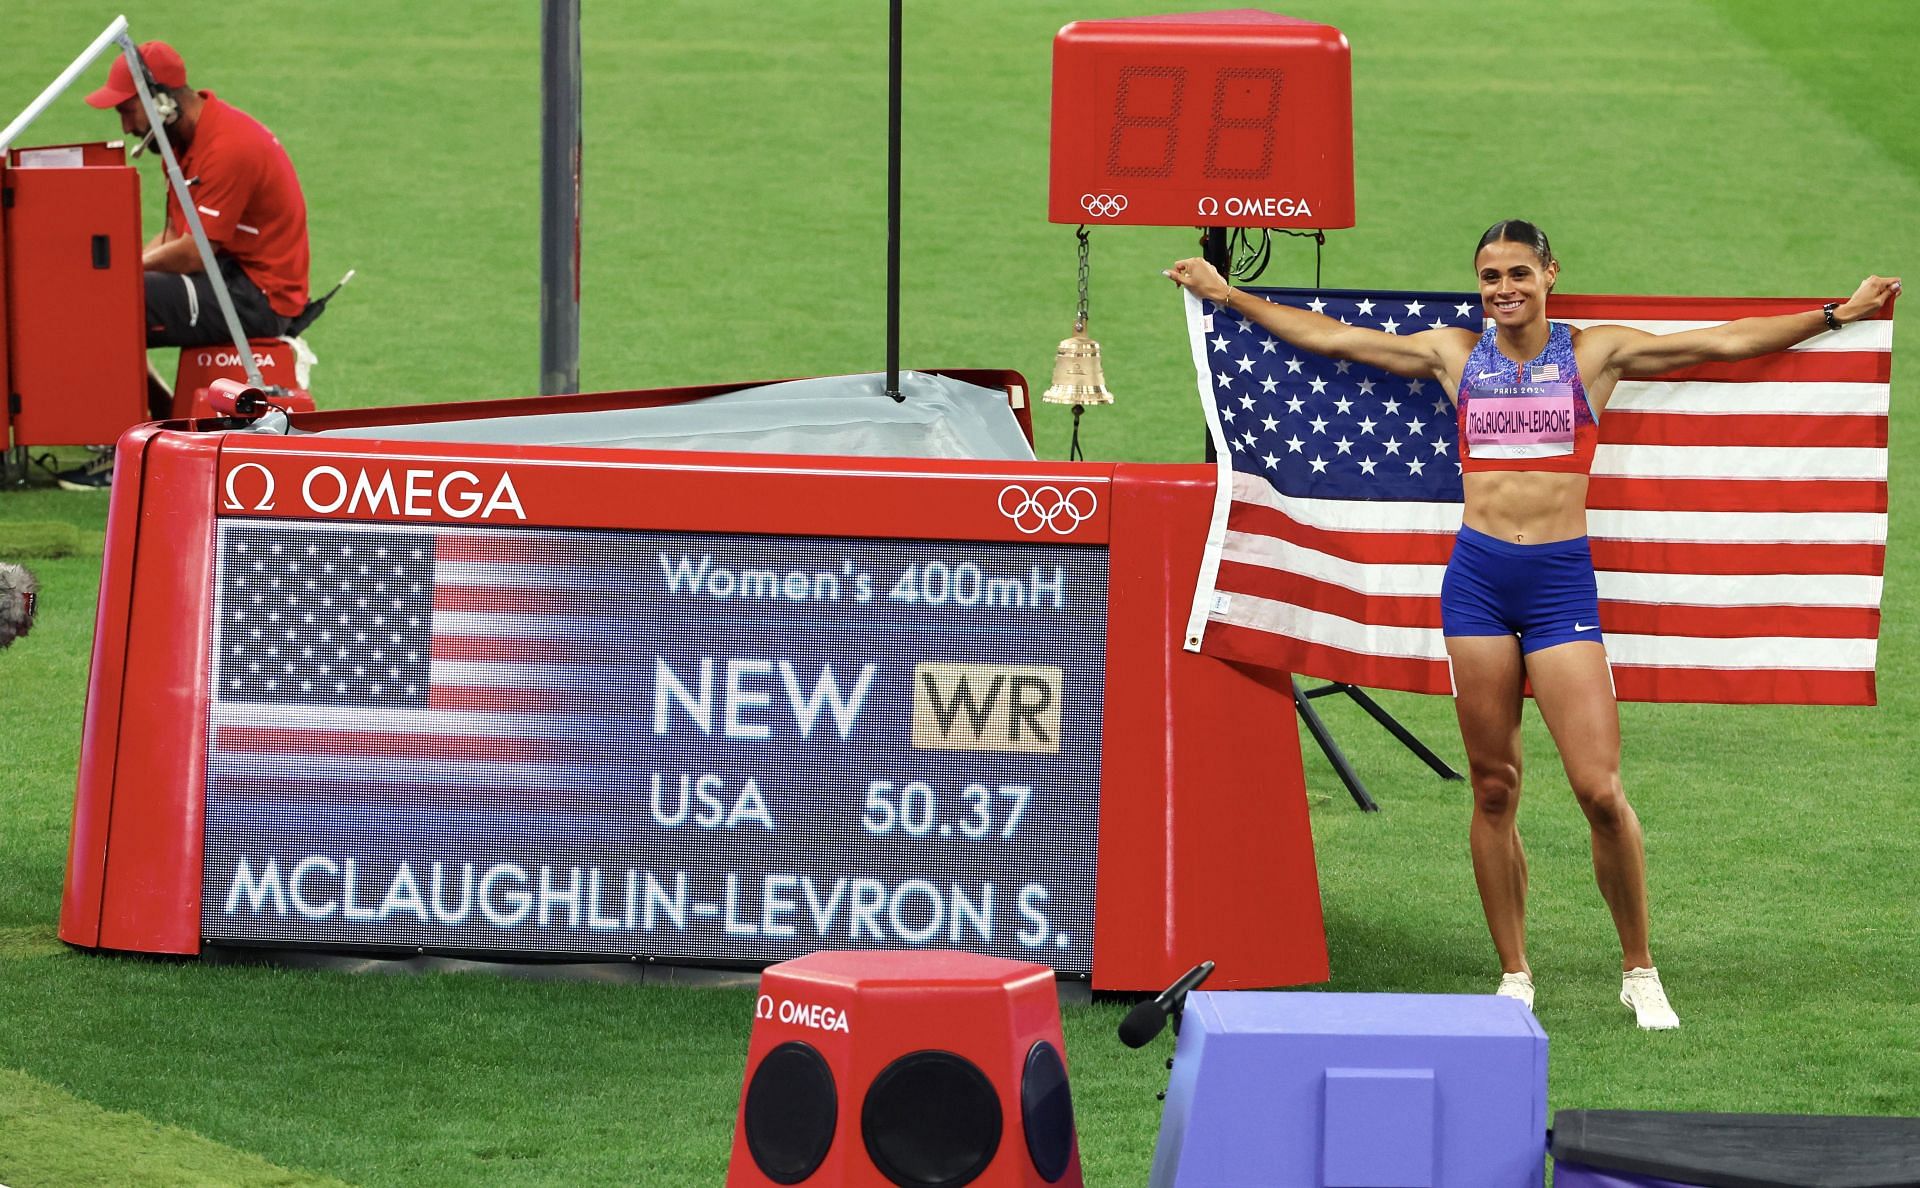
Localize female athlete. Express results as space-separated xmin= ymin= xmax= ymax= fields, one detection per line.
xmin=1166 ymin=221 xmax=1898 ymax=1028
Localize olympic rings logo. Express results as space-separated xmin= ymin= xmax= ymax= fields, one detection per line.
xmin=998 ymin=484 xmax=1098 ymax=535
xmin=1080 ymin=192 xmax=1129 ymax=218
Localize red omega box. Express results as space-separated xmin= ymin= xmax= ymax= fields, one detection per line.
xmin=1049 ymin=11 xmax=1354 ymax=228
xmin=59 ymin=372 xmax=1327 ymax=992
xmin=729 ymin=950 xmax=1082 ymax=1187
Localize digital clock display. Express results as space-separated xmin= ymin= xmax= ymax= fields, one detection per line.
xmin=1049 ymin=11 xmax=1354 ymax=228
xmin=199 ymin=519 xmax=1109 ymax=973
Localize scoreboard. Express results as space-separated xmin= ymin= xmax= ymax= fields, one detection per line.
xmin=203 ymin=521 xmax=1109 ymax=970
xmin=61 ymin=375 xmax=1327 ymax=991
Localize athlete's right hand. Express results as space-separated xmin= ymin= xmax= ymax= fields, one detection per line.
xmin=1164 ymin=258 xmax=1230 ymax=304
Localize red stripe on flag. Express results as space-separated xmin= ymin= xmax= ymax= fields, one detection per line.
xmin=216 ymin=725 xmax=567 ymax=761
xmin=435 ymin=585 xmax=583 ymax=613
xmin=1588 ymin=539 xmax=1884 ymax=577
xmin=1585 ymin=477 xmax=1886 ymax=514
xmin=1603 ymin=411 xmax=1886 ymax=449
xmin=1609 ymin=665 xmax=1874 ymax=706
xmin=1598 ymin=601 xmax=1881 ymax=639
xmin=1550 ymin=293 xmax=1895 ymax=322
xmin=427 ymin=685 xmax=582 ymax=713
xmin=1635 ymin=352 xmax=1891 ymax=385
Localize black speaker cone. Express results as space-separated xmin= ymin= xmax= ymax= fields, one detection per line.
xmin=743 ymin=1040 xmax=837 ymax=1184
xmin=1020 ymin=1040 xmax=1076 ymax=1182
xmin=861 ymin=1049 xmax=1002 ymax=1187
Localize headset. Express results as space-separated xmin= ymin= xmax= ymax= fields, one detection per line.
xmin=128 ymin=47 xmax=180 ymax=158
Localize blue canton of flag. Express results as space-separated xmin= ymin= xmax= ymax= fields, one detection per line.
xmin=1202 ymin=288 xmax=1482 ymax=502
xmin=216 ymin=525 xmax=436 ymax=708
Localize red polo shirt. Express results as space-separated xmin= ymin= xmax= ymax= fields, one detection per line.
xmin=165 ymin=92 xmax=310 ymax=318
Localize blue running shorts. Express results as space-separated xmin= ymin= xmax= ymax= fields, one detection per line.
xmin=1439 ymin=524 xmax=1604 ymax=654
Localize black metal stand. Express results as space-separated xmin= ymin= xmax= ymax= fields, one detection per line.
xmin=1200 ymin=227 xmax=1231 ymax=464
xmin=883 ymin=0 xmax=903 ymax=402
xmin=1294 ymin=680 xmax=1463 ymax=811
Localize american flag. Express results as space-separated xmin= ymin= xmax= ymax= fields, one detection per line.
xmin=207 ymin=522 xmax=646 ymax=794
xmin=1180 ymin=287 xmax=1894 ymax=705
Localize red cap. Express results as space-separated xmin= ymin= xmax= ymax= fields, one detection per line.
xmin=85 ymin=42 xmax=189 ymax=109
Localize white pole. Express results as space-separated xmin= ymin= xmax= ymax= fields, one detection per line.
xmin=116 ymin=34 xmax=265 ymax=388
xmin=0 ymin=16 xmax=129 ymax=154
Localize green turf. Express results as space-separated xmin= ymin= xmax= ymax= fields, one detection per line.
xmin=0 ymin=1065 xmax=345 ymax=1188
xmin=3 ymin=1 xmax=1917 ymax=1184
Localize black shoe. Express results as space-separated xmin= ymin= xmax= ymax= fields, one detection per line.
xmin=55 ymin=452 xmax=114 ymax=491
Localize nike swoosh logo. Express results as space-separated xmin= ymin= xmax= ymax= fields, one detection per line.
xmin=1574 ymin=623 xmax=1599 ymax=632
xmin=1475 ymin=370 xmax=1502 ymax=380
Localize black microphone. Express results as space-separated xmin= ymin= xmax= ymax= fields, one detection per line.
xmin=0 ymin=564 xmax=39 ymax=648
xmin=1118 ymin=959 xmax=1215 ymax=1048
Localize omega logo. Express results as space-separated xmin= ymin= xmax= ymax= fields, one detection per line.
xmin=219 ymin=463 xmax=528 ymax=521
xmin=1196 ymin=195 xmax=1315 ymax=219
xmin=755 ymin=994 xmax=851 ymax=1034
xmin=221 ymin=462 xmax=278 ymax=511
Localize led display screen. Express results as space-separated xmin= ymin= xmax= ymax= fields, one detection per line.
xmin=200 ymin=519 xmax=1109 ymax=972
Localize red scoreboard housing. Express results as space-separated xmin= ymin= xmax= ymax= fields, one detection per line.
xmin=58 ymin=375 xmax=1329 ymax=993
xmin=1048 ymin=10 xmax=1354 ymax=229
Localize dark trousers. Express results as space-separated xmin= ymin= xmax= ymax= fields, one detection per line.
xmin=144 ymin=253 xmax=289 ymax=348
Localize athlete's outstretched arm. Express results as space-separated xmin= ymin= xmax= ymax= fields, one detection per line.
xmin=1166 ymin=257 xmax=1471 ymax=382
xmin=1588 ymin=274 xmax=1900 ymax=379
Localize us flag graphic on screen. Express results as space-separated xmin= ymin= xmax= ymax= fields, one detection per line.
xmin=218 ymin=527 xmax=436 ymax=708
xmin=1179 ymin=286 xmax=1893 ymax=705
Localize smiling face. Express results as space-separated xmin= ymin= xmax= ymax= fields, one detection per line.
xmin=1475 ymin=239 xmax=1558 ymax=329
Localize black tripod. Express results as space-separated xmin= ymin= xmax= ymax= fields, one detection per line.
xmin=1292 ymin=680 xmax=1461 ymax=811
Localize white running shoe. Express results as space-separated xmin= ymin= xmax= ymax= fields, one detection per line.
xmin=1620 ymin=966 xmax=1680 ymax=1030
xmin=1495 ymin=971 xmax=1535 ymax=1010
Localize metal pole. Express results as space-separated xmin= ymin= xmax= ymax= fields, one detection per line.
xmin=1201 ymin=226 xmax=1229 ymax=461
xmin=540 ymin=0 xmax=582 ymax=395
xmin=121 ymin=36 xmax=263 ymax=389
xmin=884 ymin=0 xmax=903 ymax=402
xmin=0 ymin=16 xmax=128 ymax=153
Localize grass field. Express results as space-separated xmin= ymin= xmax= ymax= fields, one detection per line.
xmin=3 ymin=1 xmax=1917 ymax=1184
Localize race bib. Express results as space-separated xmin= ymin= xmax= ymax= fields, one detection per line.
xmin=1464 ymin=381 xmax=1577 ymax=459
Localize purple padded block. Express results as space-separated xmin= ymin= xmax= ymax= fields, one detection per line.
xmin=1149 ymin=992 xmax=1547 ymax=1188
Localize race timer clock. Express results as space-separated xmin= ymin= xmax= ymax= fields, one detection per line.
xmin=1048 ymin=10 xmax=1354 ymax=228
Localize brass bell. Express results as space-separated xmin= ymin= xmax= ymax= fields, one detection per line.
xmin=1042 ymin=318 xmax=1115 ymax=406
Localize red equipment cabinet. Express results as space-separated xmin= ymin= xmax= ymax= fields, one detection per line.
xmin=1 ymin=146 xmax=147 ymax=447
xmin=60 ymin=377 xmax=1327 ymax=992
xmin=1048 ymin=10 xmax=1354 ymax=229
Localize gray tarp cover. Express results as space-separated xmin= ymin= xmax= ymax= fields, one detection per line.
xmin=315 ymin=371 xmax=1035 ymax=461
xmin=1551 ymin=1110 xmax=1920 ymax=1188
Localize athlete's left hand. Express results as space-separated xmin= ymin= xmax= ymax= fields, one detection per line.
xmin=1838 ymin=275 xmax=1901 ymax=323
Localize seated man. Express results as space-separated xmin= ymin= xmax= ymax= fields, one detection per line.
xmin=58 ymin=40 xmax=310 ymax=490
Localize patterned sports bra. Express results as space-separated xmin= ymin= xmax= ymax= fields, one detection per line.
xmin=1455 ymin=322 xmax=1599 ymax=475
